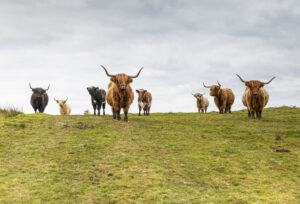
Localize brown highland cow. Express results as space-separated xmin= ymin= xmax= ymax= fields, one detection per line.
xmin=236 ymin=74 xmax=275 ymax=119
xmin=203 ymin=81 xmax=235 ymax=114
xmin=136 ymin=89 xmax=152 ymax=116
xmin=101 ymin=65 xmax=143 ymax=122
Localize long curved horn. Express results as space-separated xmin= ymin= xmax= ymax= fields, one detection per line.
xmin=54 ymin=98 xmax=57 ymax=102
xmin=44 ymin=84 xmax=50 ymax=91
xmin=65 ymin=97 xmax=68 ymax=102
xmin=203 ymin=82 xmax=211 ymax=88
xmin=101 ymin=65 xmax=116 ymax=77
xmin=262 ymin=77 xmax=276 ymax=85
xmin=236 ymin=74 xmax=247 ymax=83
xmin=128 ymin=67 xmax=143 ymax=78
xmin=217 ymin=81 xmax=221 ymax=87
xmin=29 ymin=83 xmax=33 ymax=90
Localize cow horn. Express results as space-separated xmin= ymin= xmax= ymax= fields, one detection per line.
xmin=128 ymin=67 xmax=143 ymax=78
xmin=236 ymin=74 xmax=248 ymax=83
xmin=54 ymin=98 xmax=57 ymax=102
xmin=29 ymin=83 xmax=34 ymax=90
xmin=217 ymin=81 xmax=221 ymax=87
xmin=101 ymin=65 xmax=116 ymax=77
xmin=65 ymin=97 xmax=68 ymax=102
xmin=262 ymin=77 xmax=276 ymax=85
xmin=203 ymin=82 xmax=211 ymax=88
xmin=44 ymin=84 xmax=50 ymax=91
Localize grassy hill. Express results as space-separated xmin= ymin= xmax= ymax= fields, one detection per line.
xmin=0 ymin=107 xmax=299 ymax=203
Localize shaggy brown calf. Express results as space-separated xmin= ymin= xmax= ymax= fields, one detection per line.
xmin=136 ymin=89 xmax=152 ymax=116
xmin=203 ymin=81 xmax=235 ymax=114
xmin=101 ymin=65 xmax=143 ymax=122
xmin=236 ymin=74 xmax=275 ymax=119
xmin=192 ymin=93 xmax=209 ymax=113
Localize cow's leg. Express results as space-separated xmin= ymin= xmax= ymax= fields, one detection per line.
xmin=123 ymin=106 xmax=130 ymax=122
xmin=246 ymin=108 xmax=251 ymax=118
xmin=229 ymin=106 xmax=232 ymax=114
xmin=97 ymin=104 xmax=100 ymax=116
xmin=201 ymin=109 xmax=204 ymax=113
xmin=115 ymin=106 xmax=121 ymax=120
xmin=102 ymin=103 xmax=106 ymax=116
xmin=93 ymin=105 xmax=96 ymax=116
xmin=251 ymin=111 xmax=255 ymax=119
xmin=112 ymin=107 xmax=116 ymax=119
xmin=138 ymin=105 xmax=141 ymax=116
xmin=147 ymin=107 xmax=151 ymax=115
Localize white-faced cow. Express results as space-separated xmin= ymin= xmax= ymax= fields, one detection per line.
xmin=136 ymin=89 xmax=152 ymax=116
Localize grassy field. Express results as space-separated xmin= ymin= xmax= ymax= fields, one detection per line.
xmin=0 ymin=107 xmax=299 ymax=203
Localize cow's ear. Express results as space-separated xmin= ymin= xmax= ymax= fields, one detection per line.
xmin=136 ymin=90 xmax=139 ymax=93
xmin=245 ymin=82 xmax=250 ymax=87
xmin=260 ymin=83 xmax=264 ymax=88
xmin=96 ymin=87 xmax=99 ymax=90
xmin=144 ymin=90 xmax=147 ymax=92
xmin=127 ymin=78 xmax=133 ymax=83
xmin=110 ymin=76 xmax=117 ymax=83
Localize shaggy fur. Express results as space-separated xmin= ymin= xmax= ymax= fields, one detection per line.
xmin=193 ymin=93 xmax=209 ymax=113
xmin=203 ymin=82 xmax=235 ymax=114
xmin=102 ymin=66 xmax=143 ymax=122
xmin=136 ymin=89 xmax=152 ymax=116
xmin=55 ymin=99 xmax=71 ymax=115
xmin=87 ymin=86 xmax=106 ymax=116
xmin=29 ymin=83 xmax=49 ymax=113
xmin=237 ymin=74 xmax=275 ymax=119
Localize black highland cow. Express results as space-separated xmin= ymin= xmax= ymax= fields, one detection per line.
xmin=29 ymin=83 xmax=49 ymax=113
xmin=87 ymin=86 xmax=106 ymax=116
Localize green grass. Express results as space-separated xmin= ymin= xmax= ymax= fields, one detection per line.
xmin=0 ymin=106 xmax=299 ymax=203
xmin=0 ymin=106 xmax=23 ymax=118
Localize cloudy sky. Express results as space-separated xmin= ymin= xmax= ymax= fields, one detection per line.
xmin=0 ymin=0 xmax=299 ymax=115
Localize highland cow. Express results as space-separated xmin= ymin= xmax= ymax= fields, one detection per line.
xmin=192 ymin=93 xmax=209 ymax=113
xmin=87 ymin=86 xmax=106 ymax=116
xmin=29 ymin=83 xmax=49 ymax=113
xmin=54 ymin=98 xmax=71 ymax=115
xmin=236 ymin=74 xmax=275 ymax=119
xmin=101 ymin=65 xmax=143 ymax=122
xmin=203 ymin=81 xmax=235 ymax=114
xmin=136 ymin=89 xmax=152 ymax=116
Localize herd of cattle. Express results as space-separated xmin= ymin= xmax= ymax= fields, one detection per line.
xmin=29 ymin=66 xmax=275 ymax=121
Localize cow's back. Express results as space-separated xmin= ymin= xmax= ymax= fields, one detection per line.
xmin=224 ymin=88 xmax=235 ymax=106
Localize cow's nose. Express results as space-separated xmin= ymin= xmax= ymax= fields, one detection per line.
xmin=121 ymin=86 xmax=126 ymax=90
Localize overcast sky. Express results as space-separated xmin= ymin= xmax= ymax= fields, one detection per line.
xmin=0 ymin=0 xmax=299 ymax=115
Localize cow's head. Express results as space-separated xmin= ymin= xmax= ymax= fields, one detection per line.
xmin=192 ymin=93 xmax=204 ymax=101
xmin=101 ymin=65 xmax=143 ymax=92
xmin=136 ymin=89 xmax=147 ymax=101
xmin=203 ymin=81 xmax=222 ymax=96
xmin=87 ymin=86 xmax=99 ymax=97
xmin=29 ymin=83 xmax=50 ymax=98
xmin=236 ymin=74 xmax=275 ymax=96
xmin=54 ymin=98 xmax=68 ymax=108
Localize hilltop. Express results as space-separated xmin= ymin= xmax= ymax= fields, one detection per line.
xmin=0 ymin=107 xmax=299 ymax=203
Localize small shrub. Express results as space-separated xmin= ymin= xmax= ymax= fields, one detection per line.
xmin=0 ymin=106 xmax=23 ymax=118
